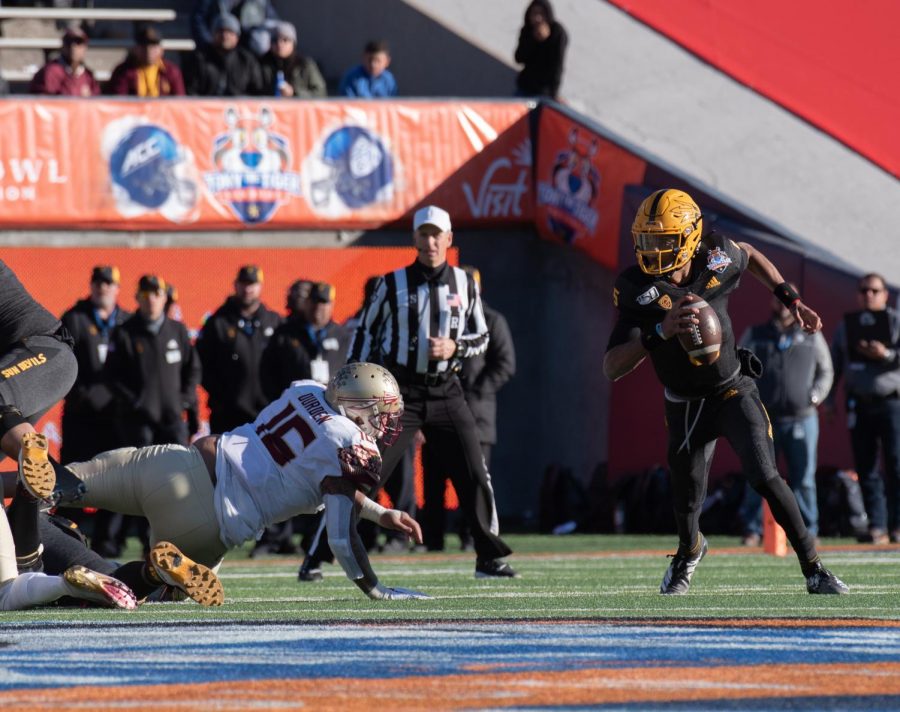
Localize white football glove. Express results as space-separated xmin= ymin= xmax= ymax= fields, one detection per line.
xmin=367 ymin=583 xmax=432 ymax=600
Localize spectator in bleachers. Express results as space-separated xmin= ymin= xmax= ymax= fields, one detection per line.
xmin=338 ymin=40 xmax=398 ymax=98
xmin=106 ymin=27 xmax=186 ymax=97
xmin=514 ymin=0 xmax=568 ymax=100
xmin=260 ymin=21 xmax=327 ymax=98
xmin=29 ymin=27 xmax=101 ymax=97
xmin=191 ymin=0 xmax=279 ymax=57
xmin=183 ymin=14 xmax=264 ymax=96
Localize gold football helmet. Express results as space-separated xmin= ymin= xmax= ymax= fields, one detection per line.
xmin=632 ymin=189 xmax=703 ymax=275
xmin=325 ymin=362 xmax=403 ymax=444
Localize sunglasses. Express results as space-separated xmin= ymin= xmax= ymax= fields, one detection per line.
xmin=858 ymin=287 xmax=884 ymax=295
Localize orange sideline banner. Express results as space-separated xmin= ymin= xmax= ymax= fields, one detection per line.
xmin=0 ymin=99 xmax=532 ymax=229
xmin=534 ymin=106 xmax=647 ymax=270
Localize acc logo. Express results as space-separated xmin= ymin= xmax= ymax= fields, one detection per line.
xmin=536 ymin=128 xmax=600 ymax=243
xmin=303 ymin=125 xmax=394 ymax=217
xmin=636 ymin=286 xmax=659 ymax=306
xmin=204 ymin=107 xmax=302 ymax=225
xmin=706 ymin=247 xmax=732 ymax=273
xmin=103 ymin=118 xmax=199 ymax=223
xmin=658 ymin=294 xmax=673 ymax=310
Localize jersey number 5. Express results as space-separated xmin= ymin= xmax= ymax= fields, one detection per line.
xmin=256 ymin=403 xmax=316 ymax=465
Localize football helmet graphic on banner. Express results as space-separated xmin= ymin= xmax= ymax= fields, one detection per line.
xmin=325 ymin=362 xmax=403 ymax=444
xmin=632 ymin=189 xmax=703 ymax=276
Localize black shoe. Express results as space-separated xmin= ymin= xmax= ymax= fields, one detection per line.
xmin=475 ymin=558 xmax=519 ymax=579
xmin=806 ymin=563 xmax=849 ymax=594
xmin=660 ymin=535 xmax=708 ymax=595
xmin=48 ymin=462 xmax=87 ymax=507
xmin=298 ymin=556 xmax=323 ymax=582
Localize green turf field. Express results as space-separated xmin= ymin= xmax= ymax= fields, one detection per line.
xmin=3 ymin=534 xmax=898 ymax=623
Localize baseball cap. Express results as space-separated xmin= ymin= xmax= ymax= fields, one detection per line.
xmin=236 ymin=265 xmax=263 ymax=284
xmin=91 ymin=265 xmax=120 ymax=285
xmin=413 ymin=205 xmax=451 ymax=233
xmin=310 ymin=282 xmax=335 ymax=303
xmin=62 ymin=27 xmax=89 ymax=45
xmin=212 ymin=13 xmax=241 ymax=36
xmin=138 ymin=274 xmax=166 ymax=294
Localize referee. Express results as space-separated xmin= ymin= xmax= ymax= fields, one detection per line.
xmin=300 ymin=205 xmax=516 ymax=579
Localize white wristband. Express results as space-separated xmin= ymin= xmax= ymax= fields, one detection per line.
xmin=359 ymin=496 xmax=388 ymax=523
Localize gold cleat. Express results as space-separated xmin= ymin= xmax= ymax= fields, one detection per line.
xmin=149 ymin=541 xmax=224 ymax=607
xmin=63 ymin=565 xmax=137 ymax=610
xmin=18 ymin=432 xmax=54 ymax=500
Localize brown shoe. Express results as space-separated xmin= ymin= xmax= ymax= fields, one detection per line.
xmin=868 ymin=528 xmax=890 ymax=545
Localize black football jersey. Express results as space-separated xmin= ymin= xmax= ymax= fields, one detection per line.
xmin=607 ymin=231 xmax=748 ymax=399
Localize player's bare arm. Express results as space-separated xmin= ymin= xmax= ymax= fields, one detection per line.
xmin=739 ymin=241 xmax=822 ymax=334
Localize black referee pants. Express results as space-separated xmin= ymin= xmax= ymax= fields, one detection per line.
xmin=306 ymin=376 xmax=511 ymax=565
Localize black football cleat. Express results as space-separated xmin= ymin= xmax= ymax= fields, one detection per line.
xmin=475 ymin=558 xmax=520 ymax=579
xmin=298 ymin=556 xmax=323 ymax=582
xmin=806 ymin=563 xmax=849 ymax=594
xmin=660 ymin=535 xmax=708 ymax=595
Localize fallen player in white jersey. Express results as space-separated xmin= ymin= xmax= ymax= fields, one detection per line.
xmin=46 ymin=362 xmax=428 ymax=601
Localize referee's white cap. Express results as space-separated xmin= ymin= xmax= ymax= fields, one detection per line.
xmin=413 ymin=205 xmax=452 ymax=233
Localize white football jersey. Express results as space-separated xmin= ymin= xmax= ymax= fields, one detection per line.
xmin=213 ymin=380 xmax=381 ymax=549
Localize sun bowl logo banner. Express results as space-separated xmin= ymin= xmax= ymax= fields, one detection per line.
xmin=204 ymin=107 xmax=302 ymax=225
xmin=302 ymin=125 xmax=394 ymax=217
xmin=536 ymin=128 xmax=601 ymax=243
xmin=102 ymin=117 xmax=199 ymax=223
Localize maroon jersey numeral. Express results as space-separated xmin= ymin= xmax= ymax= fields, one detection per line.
xmin=256 ymin=403 xmax=316 ymax=465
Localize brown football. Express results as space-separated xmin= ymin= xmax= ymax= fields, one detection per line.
xmin=677 ymin=298 xmax=722 ymax=366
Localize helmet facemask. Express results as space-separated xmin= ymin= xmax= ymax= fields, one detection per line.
xmin=339 ymin=400 xmax=403 ymax=445
xmin=633 ymin=222 xmax=701 ymax=275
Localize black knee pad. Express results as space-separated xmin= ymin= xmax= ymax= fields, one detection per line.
xmin=0 ymin=405 xmax=28 ymax=440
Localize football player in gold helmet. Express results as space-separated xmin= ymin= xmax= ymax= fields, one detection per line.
xmin=605 ymin=187 xmax=847 ymax=596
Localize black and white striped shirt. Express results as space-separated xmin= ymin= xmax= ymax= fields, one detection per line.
xmin=348 ymin=261 xmax=489 ymax=376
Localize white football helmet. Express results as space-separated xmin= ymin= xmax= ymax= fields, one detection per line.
xmin=325 ymin=362 xmax=403 ymax=444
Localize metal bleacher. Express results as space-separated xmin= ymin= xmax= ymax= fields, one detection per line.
xmin=0 ymin=2 xmax=193 ymax=86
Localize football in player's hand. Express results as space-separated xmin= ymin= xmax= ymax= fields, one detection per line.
xmin=677 ymin=298 xmax=721 ymax=366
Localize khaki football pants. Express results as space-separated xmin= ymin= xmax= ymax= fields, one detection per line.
xmin=67 ymin=445 xmax=228 ymax=568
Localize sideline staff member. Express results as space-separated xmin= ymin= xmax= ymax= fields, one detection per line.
xmin=303 ymin=205 xmax=516 ymax=579
xmin=828 ymin=272 xmax=900 ymax=544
